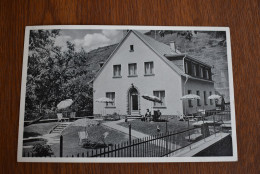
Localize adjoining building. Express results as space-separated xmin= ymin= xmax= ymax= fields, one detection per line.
xmin=93 ymin=30 xmax=216 ymax=116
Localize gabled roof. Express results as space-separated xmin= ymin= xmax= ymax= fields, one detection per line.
xmin=132 ymin=30 xmax=186 ymax=76
xmin=92 ymin=30 xmax=211 ymax=83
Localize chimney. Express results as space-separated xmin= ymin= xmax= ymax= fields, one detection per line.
xmin=170 ymin=41 xmax=176 ymax=53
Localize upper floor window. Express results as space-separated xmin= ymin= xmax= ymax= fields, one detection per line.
xmin=128 ymin=63 xmax=137 ymax=76
xmin=205 ymin=68 xmax=211 ymax=80
xmin=113 ymin=65 xmax=121 ymax=77
xmin=184 ymin=60 xmax=211 ymax=80
xmin=185 ymin=61 xmax=189 ymax=74
xmin=144 ymin=61 xmax=154 ymax=75
xmin=99 ymin=62 xmax=104 ymax=68
xmin=184 ymin=61 xmax=191 ymax=74
xmin=130 ymin=45 xmax=134 ymax=52
xmin=200 ymin=66 xmax=204 ymax=78
xmin=192 ymin=64 xmax=197 ymax=76
xmin=196 ymin=64 xmax=200 ymax=77
xmin=188 ymin=90 xmax=193 ymax=107
xmin=153 ymin=90 xmax=165 ymax=107
xmin=106 ymin=92 xmax=115 ymax=107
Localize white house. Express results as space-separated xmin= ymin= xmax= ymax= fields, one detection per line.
xmin=93 ymin=30 xmax=215 ymax=116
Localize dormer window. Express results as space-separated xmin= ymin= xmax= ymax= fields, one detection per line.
xmin=130 ymin=45 xmax=134 ymax=52
xmin=184 ymin=59 xmax=211 ymax=80
xmin=200 ymin=66 xmax=204 ymax=78
xmin=205 ymin=69 xmax=209 ymax=79
xmin=99 ymin=62 xmax=104 ymax=68
xmin=192 ymin=64 xmax=197 ymax=76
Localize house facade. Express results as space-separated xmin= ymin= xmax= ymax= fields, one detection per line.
xmin=93 ymin=30 xmax=215 ymax=116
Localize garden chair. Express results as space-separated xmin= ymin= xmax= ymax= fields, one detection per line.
xmin=78 ymin=131 xmax=90 ymax=146
xmin=177 ymin=111 xmax=188 ymax=121
xmin=70 ymin=112 xmax=76 ymax=120
xmin=152 ymin=111 xmax=160 ymax=121
xmin=57 ymin=113 xmax=63 ymax=122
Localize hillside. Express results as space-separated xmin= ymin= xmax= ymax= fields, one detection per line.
xmin=144 ymin=31 xmax=229 ymax=101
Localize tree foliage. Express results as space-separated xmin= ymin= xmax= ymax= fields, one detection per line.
xmin=25 ymin=30 xmax=93 ymax=120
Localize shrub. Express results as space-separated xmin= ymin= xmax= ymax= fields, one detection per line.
xmin=103 ymin=114 xmax=120 ymax=121
xmin=32 ymin=144 xmax=53 ymax=157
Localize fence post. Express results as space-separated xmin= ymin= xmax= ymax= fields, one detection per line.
xmin=213 ymin=111 xmax=216 ymax=136
xmin=60 ymin=135 xmax=63 ymax=157
xmin=166 ymin=132 xmax=168 ymax=156
xmin=188 ymin=119 xmax=190 ymax=141
xmin=129 ymin=123 xmax=131 ymax=157
xmin=165 ymin=121 xmax=168 ymax=133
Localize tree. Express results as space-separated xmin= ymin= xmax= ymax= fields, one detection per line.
xmin=25 ymin=30 xmax=94 ymax=120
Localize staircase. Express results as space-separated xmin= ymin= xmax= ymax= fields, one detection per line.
xmin=50 ymin=122 xmax=71 ymax=134
xmin=126 ymin=114 xmax=142 ymax=119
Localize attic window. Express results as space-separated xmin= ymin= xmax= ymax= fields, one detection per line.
xmin=130 ymin=45 xmax=134 ymax=52
xmin=99 ymin=62 xmax=104 ymax=68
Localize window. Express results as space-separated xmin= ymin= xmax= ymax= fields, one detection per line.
xmin=106 ymin=92 xmax=115 ymax=107
xmin=209 ymin=91 xmax=213 ymax=105
xmin=185 ymin=61 xmax=189 ymax=74
xmin=130 ymin=45 xmax=134 ymax=52
xmin=192 ymin=64 xmax=197 ymax=76
xmin=205 ymin=69 xmax=209 ymax=79
xmin=200 ymin=66 xmax=204 ymax=78
xmin=196 ymin=90 xmax=201 ymax=106
xmin=188 ymin=90 xmax=193 ymax=107
xmin=204 ymin=91 xmax=207 ymax=105
xmin=153 ymin=90 xmax=165 ymax=107
xmin=196 ymin=64 xmax=200 ymax=77
xmin=128 ymin=63 xmax=137 ymax=76
xmin=99 ymin=62 xmax=104 ymax=68
xmin=144 ymin=62 xmax=154 ymax=75
xmin=113 ymin=65 xmax=121 ymax=77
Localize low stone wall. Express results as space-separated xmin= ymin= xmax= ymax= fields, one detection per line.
xmin=194 ymin=134 xmax=233 ymax=156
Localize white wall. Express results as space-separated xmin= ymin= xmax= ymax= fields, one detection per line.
xmin=93 ymin=32 xmax=183 ymax=116
xmin=181 ymin=77 xmax=216 ymax=115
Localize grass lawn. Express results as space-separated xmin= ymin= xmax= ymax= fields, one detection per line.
xmin=23 ymin=121 xmax=130 ymax=157
xmin=50 ymin=124 xmax=130 ymax=157
xmin=23 ymin=122 xmax=58 ymax=138
xmin=118 ymin=116 xmax=193 ymax=136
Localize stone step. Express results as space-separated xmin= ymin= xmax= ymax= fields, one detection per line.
xmin=126 ymin=115 xmax=142 ymax=119
xmin=50 ymin=122 xmax=72 ymax=134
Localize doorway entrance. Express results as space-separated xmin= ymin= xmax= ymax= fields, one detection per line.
xmin=128 ymin=87 xmax=139 ymax=115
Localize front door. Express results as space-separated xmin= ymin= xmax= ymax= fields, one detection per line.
xmin=129 ymin=88 xmax=139 ymax=115
xmin=131 ymin=94 xmax=138 ymax=111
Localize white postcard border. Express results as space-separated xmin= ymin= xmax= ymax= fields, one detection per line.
xmin=17 ymin=25 xmax=238 ymax=163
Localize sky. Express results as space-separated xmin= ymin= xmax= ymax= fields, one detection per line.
xmin=54 ymin=29 xmax=148 ymax=52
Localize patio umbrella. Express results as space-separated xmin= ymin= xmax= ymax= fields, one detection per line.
xmin=208 ymin=94 xmax=221 ymax=100
xmin=95 ymin=97 xmax=114 ymax=116
xmin=95 ymin=97 xmax=113 ymax=103
xmin=180 ymin=94 xmax=200 ymax=100
xmin=57 ymin=99 xmax=73 ymax=110
xmin=142 ymin=94 xmax=162 ymax=103
xmin=142 ymin=94 xmax=162 ymax=115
